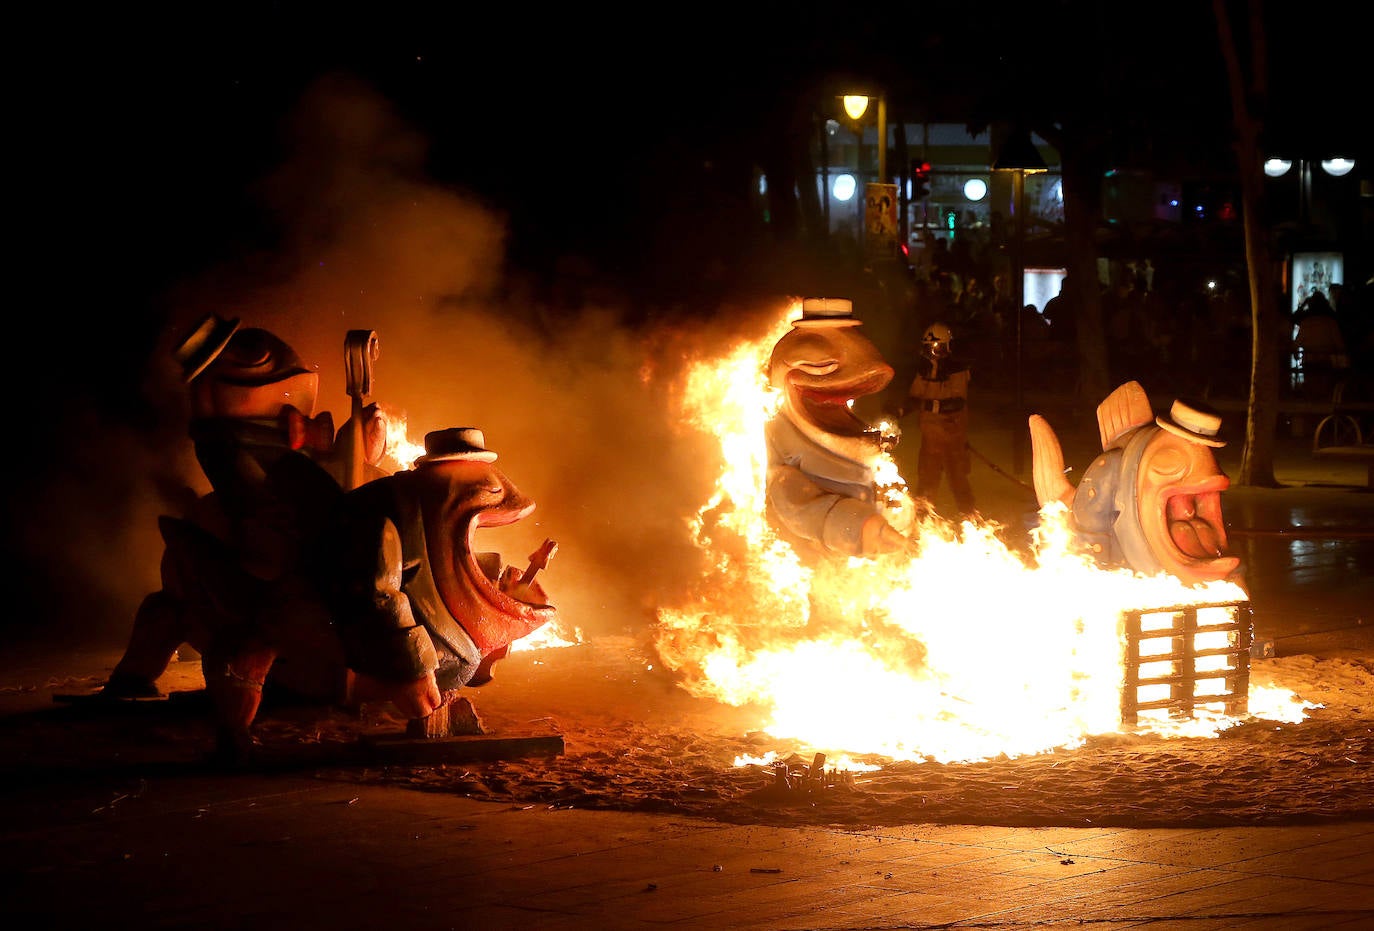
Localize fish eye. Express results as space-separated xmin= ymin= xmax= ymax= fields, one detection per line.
xmin=458 ymin=481 xmax=503 ymax=502
xmin=1148 ymin=446 xmax=1188 ymax=478
xmin=794 ymin=360 xmax=840 ymax=376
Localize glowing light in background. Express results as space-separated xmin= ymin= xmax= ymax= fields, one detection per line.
xmin=963 ymin=178 xmax=987 ymax=201
xmin=1321 ymin=158 xmax=1354 ymax=177
xmin=842 ymin=95 xmax=870 ymax=120
xmin=1263 ymin=158 xmax=1293 ymax=178
xmin=832 ymin=174 xmax=856 ymax=202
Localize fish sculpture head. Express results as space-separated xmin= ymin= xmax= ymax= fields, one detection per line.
xmin=1032 ymin=383 xmax=1240 ymax=586
xmin=1125 ymin=400 xmax=1240 ymax=584
xmin=412 ymin=428 xmax=557 ymax=657
xmin=176 ymin=315 xmax=322 ymax=420
xmin=767 ymin=298 xmax=894 ymax=463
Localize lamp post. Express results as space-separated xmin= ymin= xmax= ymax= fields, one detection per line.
xmin=1263 ymin=155 xmax=1357 ymax=226
xmin=843 ymin=93 xmax=894 ymax=260
xmin=842 ymin=94 xmax=887 ymax=182
xmin=992 ymin=127 xmax=1048 ymax=476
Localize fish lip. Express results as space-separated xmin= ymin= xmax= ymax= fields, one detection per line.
xmin=1163 ymin=475 xmax=1231 ymax=497
xmin=792 ymin=370 xmax=892 ymax=436
xmin=475 ymin=500 xmax=535 ymax=530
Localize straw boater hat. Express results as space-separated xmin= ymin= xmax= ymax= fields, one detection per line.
xmin=793 ymin=297 xmax=863 ymax=328
xmin=415 ymin=427 xmax=498 ymax=465
xmin=1156 ymin=399 xmax=1226 ymax=448
xmin=174 ymin=313 xmax=241 ymax=383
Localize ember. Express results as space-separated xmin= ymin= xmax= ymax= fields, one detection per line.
xmin=654 ymin=300 xmax=1312 ymax=766
xmin=750 ymin=752 xmax=858 ymax=803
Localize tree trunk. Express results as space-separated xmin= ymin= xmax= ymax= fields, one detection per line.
xmin=1214 ymin=0 xmax=1280 ymax=486
xmin=1040 ymin=121 xmax=1112 ymax=406
xmin=795 ymin=112 xmax=826 ymax=243
xmin=1062 ymin=136 xmax=1111 ymax=406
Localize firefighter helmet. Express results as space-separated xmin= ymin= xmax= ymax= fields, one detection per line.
xmin=922 ymin=322 xmax=953 ymax=358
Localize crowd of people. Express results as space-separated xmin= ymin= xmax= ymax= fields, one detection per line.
xmin=884 ymin=248 xmax=1373 ymax=406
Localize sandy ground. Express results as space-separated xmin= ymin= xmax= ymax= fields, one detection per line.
xmin=3 ymin=633 xmax=1371 ymax=832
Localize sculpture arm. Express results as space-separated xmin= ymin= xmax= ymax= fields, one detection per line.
xmin=333 ymin=513 xmax=439 ymax=683
xmin=767 ymin=463 xmax=885 ymax=557
xmin=861 ymin=513 xmax=911 ymax=555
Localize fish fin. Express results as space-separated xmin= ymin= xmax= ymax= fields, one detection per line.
xmin=1096 ymin=381 xmax=1153 ymax=448
xmin=1029 ymin=415 xmax=1075 ymax=508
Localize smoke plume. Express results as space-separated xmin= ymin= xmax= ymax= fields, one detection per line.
xmin=22 ymin=73 xmax=794 ymax=651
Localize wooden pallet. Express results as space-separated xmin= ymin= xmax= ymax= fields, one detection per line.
xmin=1122 ymin=601 xmax=1252 ymax=726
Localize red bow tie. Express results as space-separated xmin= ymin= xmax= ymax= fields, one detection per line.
xmin=281 ymin=406 xmax=335 ymax=453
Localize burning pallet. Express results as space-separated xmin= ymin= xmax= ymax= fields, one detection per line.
xmin=1121 ymin=600 xmax=1252 ymax=726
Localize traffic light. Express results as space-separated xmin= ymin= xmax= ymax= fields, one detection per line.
xmin=911 ymin=159 xmax=931 ymax=200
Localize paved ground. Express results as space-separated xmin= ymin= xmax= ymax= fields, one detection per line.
xmin=3 ymin=421 xmax=1372 ymax=930
xmin=6 ymin=772 xmax=1373 ymax=930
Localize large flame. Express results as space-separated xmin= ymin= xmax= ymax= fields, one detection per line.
xmin=654 ymin=301 xmax=1313 ymax=765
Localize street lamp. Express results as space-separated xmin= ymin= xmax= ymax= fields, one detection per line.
xmin=840 ymin=94 xmax=887 ymax=182
xmin=992 ymin=127 xmax=1048 ymax=476
xmin=1264 ymin=154 xmax=1358 ymax=225
xmin=1320 ymin=157 xmax=1355 ymax=177
xmin=1263 ymin=158 xmax=1293 ymax=178
xmin=840 ymin=92 xmax=894 ymax=259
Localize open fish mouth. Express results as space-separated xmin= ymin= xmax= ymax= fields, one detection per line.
xmin=793 ymin=371 xmax=891 ymax=436
xmin=1162 ymin=477 xmax=1234 ymax=566
xmin=464 ymin=502 xmax=555 ymax=613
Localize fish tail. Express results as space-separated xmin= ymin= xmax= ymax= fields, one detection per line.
xmin=1029 ymin=415 xmax=1075 ymax=508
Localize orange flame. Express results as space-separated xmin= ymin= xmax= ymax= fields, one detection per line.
xmin=654 ymin=300 xmax=1313 ymax=765
xmin=380 ymin=407 xmax=426 ymax=472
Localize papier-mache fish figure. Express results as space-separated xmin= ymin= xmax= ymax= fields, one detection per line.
xmin=764 ymin=298 xmax=909 ymax=562
xmin=1028 ymin=381 xmax=1241 ymax=586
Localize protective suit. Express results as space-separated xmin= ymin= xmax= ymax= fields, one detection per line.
xmin=902 ymin=322 xmax=975 ymax=518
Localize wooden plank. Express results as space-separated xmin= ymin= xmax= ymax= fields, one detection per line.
xmin=1132 ymin=665 xmax=1247 ymax=688
xmin=1122 ymin=611 xmax=1142 ymax=726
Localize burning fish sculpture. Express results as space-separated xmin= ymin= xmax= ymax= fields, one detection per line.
xmin=317 ymin=427 xmax=558 ymax=731
xmin=764 ymin=298 xmax=908 ymax=561
xmin=1028 ymin=380 xmax=1241 ymax=586
xmin=100 ymin=315 xmax=557 ymax=761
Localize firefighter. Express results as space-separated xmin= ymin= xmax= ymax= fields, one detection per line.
xmin=900 ymin=322 xmax=976 ymax=518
